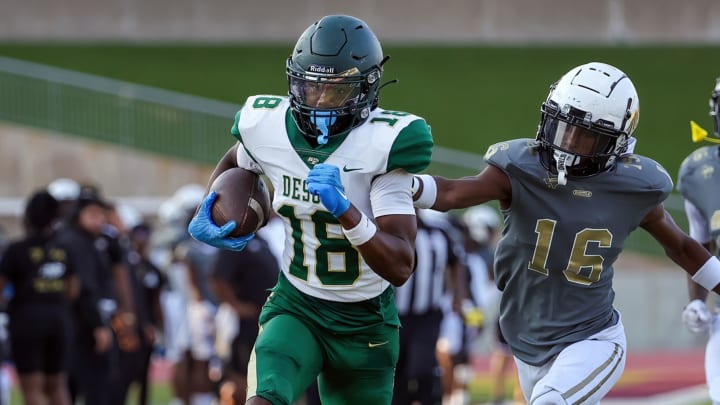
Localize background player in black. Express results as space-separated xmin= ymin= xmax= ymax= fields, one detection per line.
xmin=129 ymin=223 xmax=166 ymax=405
xmin=109 ymin=222 xmax=166 ymax=405
xmin=211 ymin=233 xmax=279 ymax=404
xmin=0 ymin=190 xmax=79 ymax=405
xmin=57 ymin=191 xmax=116 ymax=405
xmin=393 ymin=209 xmax=466 ymax=405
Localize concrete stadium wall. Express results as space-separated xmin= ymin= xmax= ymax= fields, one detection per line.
xmin=0 ymin=122 xmax=213 ymax=238
xmin=0 ymin=122 xmax=212 ymax=198
xmin=2 ymin=0 xmax=720 ymax=44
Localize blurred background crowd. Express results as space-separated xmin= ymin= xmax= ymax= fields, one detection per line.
xmin=0 ymin=178 xmax=512 ymax=405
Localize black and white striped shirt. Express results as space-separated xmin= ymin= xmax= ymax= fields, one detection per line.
xmin=395 ymin=215 xmax=464 ymax=316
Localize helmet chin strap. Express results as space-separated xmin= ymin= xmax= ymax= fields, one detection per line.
xmin=553 ymin=150 xmax=579 ymax=186
xmin=310 ymin=110 xmax=337 ymax=145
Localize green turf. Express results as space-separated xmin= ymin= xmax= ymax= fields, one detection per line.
xmin=9 ymin=382 xmax=173 ymax=405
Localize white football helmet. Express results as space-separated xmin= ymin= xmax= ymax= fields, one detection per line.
xmin=172 ymin=183 xmax=205 ymax=213
xmin=536 ymin=62 xmax=640 ymax=185
xmin=115 ymin=203 xmax=143 ymax=231
xmin=462 ymin=205 xmax=501 ymax=245
xmin=47 ymin=178 xmax=80 ymax=201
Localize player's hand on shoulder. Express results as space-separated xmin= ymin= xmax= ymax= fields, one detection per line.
xmin=188 ymin=191 xmax=255 ymax=251
xmin=307 ymin=164 xmax=350 ymax=217
xmin=682 ymin=299 xmax=713 ymax=334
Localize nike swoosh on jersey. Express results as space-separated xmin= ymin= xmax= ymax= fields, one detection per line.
xmin=343 ymin=166 xmax=363 ymax=172
xmin=368 ymin=341 xmax=389 ymax=348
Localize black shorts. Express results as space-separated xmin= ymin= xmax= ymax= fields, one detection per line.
xmin=398 ymin=311 xmax=443 ymax=376
xmin=9 ymin=308 xmax=72 ymax=374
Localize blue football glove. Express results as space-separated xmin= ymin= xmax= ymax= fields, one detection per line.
xmin=187 ymin=191 xmax=255 ymax=251
xmin=307 ymin=164 xmax=351 ymax=217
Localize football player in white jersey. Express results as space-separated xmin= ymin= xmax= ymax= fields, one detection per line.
xmin=412 ymin=62 xmax=720 ymax=404
xmin=678 ymin=77 xmax=720 ymax=405
xmin=188 ymin=15 xmax=433 ymax=405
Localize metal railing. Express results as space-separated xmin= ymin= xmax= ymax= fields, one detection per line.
xmin=0 ymin=56 xmax=237 ymax=164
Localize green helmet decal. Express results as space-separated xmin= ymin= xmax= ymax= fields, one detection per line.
xmin=287 ymin=15 xmax=385 ymax=144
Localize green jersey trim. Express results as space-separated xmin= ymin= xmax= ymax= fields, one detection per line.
xmin=387 ymin=119 xmax=433 ymax=173
xmin=231 ymin=110 xmax=242 ymax=139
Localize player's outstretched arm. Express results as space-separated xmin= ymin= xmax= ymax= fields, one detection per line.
xmin=641 ymin=204 xmax=720 ymax=294
xmin=338 ymin=206 xmax=416 ymax=286
xmin=413 ymin=165 xmax=512 ymax=212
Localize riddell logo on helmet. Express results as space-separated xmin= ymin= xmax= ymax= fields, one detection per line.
xmin=308 ymin=65 xmax=336 ymax=74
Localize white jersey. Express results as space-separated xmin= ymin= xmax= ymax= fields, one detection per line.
xmin=232 ymin=95 xmax=433 ymax=302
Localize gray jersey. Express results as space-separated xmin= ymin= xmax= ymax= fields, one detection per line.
xmin=677 ymin=146 xmax=720 ymax=244
xmin=485 ymin=139 xmax=672 ymax=366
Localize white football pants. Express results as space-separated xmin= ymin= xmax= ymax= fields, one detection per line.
xmin=515 ymin=317 xmax=627 ymax=405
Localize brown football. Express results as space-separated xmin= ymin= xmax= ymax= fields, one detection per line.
xmin=210 ymin=168 xmax=272 ymax=237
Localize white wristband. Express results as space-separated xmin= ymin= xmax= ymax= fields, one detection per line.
xmin=413 ymin=174 xmax=437 ymax=209
xmin=692 ymin=256 xmax=720 ymax=291
xmin=342 ymin=212 xmax=377 ymax=246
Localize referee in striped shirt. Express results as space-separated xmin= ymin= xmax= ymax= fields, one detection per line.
xmin=393 ymin=209 xmax=467 ymax=405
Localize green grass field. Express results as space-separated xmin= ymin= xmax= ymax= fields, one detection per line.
xmin=8 ymin=383 xmax=174 ymax=405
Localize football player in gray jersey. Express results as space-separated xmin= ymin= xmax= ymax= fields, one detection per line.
xmin=413 ymin=62 xmax=720 ymax=405
xmin=677 ymin=76 xmax=720 ymax=405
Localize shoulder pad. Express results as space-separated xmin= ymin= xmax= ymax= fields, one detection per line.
xmin=387 ymin=118 xmax=433 ymax=173
xmin=615 ymin=154 xmax=673 ymax=195
xmin=483 ymin=139 xmax=537 ymax=170
xmin=677 ymin=146 xmax=720 ymax=196
xmin=231 ymin=95 xmax=288 ymax=142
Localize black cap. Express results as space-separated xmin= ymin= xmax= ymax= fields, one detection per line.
xmin=24 ymin=189 xmax=59 ymax=231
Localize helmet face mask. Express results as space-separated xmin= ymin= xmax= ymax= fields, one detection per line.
xmin=536 ymin=62 xmax=639 ymax=184
xmin=286 ymin=15 xmax=384 ymax=144
xmin=539 ymin=100 xmax=625 ymax=177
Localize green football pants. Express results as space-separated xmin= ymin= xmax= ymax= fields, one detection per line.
xmin=247 ymin=313 xmax=399 ymax=405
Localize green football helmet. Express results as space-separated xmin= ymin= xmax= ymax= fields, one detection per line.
xmin=287 ymin=15 xmax=385 ymax=144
